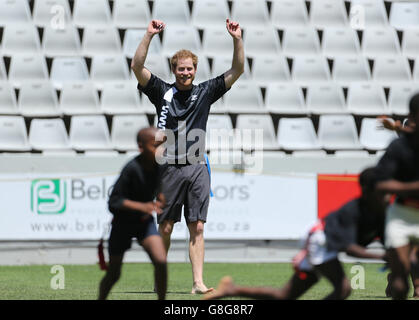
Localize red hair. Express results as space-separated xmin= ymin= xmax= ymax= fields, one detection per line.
xmin=170 ymin=49 xmax=198 ymax=71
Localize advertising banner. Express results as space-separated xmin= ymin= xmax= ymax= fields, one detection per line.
xmin=0 ymin=172 xmax=317 ymax=240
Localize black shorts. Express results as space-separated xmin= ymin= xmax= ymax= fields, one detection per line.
xmin=108 ymin=217 xmax=160 ymax=256
xmin=158 ymin=163 xmax=210 ymax=224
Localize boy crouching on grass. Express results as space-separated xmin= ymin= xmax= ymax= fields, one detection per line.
xmin=205 ymin=167 xmax=389 ymax=300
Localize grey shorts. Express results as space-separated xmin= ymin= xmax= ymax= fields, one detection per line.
xmin=158 ymin=163 xmax=210 ymax=224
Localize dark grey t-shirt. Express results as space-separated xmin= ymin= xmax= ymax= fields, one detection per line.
xmin=108 ymin=154 xmax=162 ymax=223
xmin=138 ymin=74 xmax=229 ymax=164
xmin=324 ymin=199 xmax=385 ymax=252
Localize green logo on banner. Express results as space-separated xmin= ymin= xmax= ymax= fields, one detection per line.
xmin=31 ymin=179 xmax=66 ymax=214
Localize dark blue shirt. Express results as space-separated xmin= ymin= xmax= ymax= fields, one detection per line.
xmin=108 ymin=154 xmax=162 ymax=224
xmin=324 ymin=199 xmax=385 ymax=252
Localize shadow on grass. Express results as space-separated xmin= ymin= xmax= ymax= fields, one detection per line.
xmin=116 ymin=291 xmax=192 ymax=295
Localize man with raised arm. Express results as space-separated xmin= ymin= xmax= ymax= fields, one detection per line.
xmin=131 ymin=19 xmax=244 ymax=294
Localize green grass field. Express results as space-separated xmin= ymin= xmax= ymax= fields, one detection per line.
xmin=0 ymin=262 xmax=415 ymax=300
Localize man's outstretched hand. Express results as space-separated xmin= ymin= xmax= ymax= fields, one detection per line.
xmin=378 ymin=116 xmax=415 ymax=134
xmin=378 ymin=116 xmax=400 ymax=132
xmin=147 ymin=19 xmax=165 ymax=36
xmin=226 ymin=19 xmax=242 ymax=39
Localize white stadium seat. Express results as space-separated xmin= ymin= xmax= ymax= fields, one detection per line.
xmin=277 ymin=118 xmax=321 ymax=150
xmin=389 ymin=2 xmax=419 ymax=30
xmin=415 ymin=58 xmax=419 ymax=82
xmin=292 ymin=56 xmax=331 ymax=84
xmin=224 ymin=83 xmax=265 ymax=113
xmin=162 ymin=26 xmax=201 ymax=57
xmin=123 ymin=29 xmax=162 ymax=59
xmin=50 ymin=57 xmax=90 ymax=89
xmin=372 ymin=56 xmax=411 ymax=84
xmin=265 ymin=83 xmax=306 ymax=114
xmin=152 ymin=0 xmax=190 ymax=26
xmin=231 ymin=0 xmax=270 ymax=27
xmin=202 ymin=27 xmax=234 ymax=57
xmin=349 ymin=0 xmax=388 ymax=29
xmin=90 ymin=55 xmax=130 ymax=89
xmin=82 ymin=26 xmax=122 ymax=56
xmin=362 ymin=28 xmax=401 ymax=58
xmin=322 ymin=27 xmax=361 ymax=57
xmin=0 ymin=0 xmax=411 ymax=157
xmin=282 ymin=27 xmax=321 ymax=56
xmin=359 ymin=118 xmax=398 ymax=151
xmin=244 ymin=27 xmax=281 ymax=57
xmin=0 ymin=82 xmax=18 ymax=115
xmin=141 ymin=91 xmax=160 ymax=114
xmin=101 ymin=82 xmax=143 ymax=115
xmin=209 ymin=98 xmax=227 ymax=114
xmin=0 ymin=116 xmax=30 ymax=151
xmin=235 ymin=115 xmax=278 ymax=150
xmin=42 ymin=23 xmax=82 ymax=57
xmin=191 ymin=0 xmax=229 ymax=29
xmin=211 ymin=56 xmax=251 ymax=81
xmin=33 ymin=0 xmax=72 ymax=27
xmin=194 ymin=56 xmax=211 ymax=84
xmin=73 ymin=0 xmax=112 ymax=27
xmin=0 ymin=59 xmax=6 ymax=80
xmin=113 ymin=0 xmax=150 ymax=29
xmin=69 ymin=115 xmax=112 ymax=151
xmin=401 ymin=29 xmax=419 ymax=60
xmin=271 ymin=0 xmax=309 ymax=28
xmin=306 ymin=84 xmax=347 ymax=114
xmin=310 ymin=0 xmax=348 ymax=28
xmin=252 ymin=56 xmax=291 ymax=86
xmin=111 ymin=115 xmax=150 ymax=151
xmin=347 ymin=83 xmax=388 ymax=115
xmin=0 ymin=0 xmax=31 ymax=26
xmin=29 ymin=118 xmax=70 ymax=150
xmin=18 ymin=81 xmax=61 ymax=117
xmin=141 ymin=55 xmax=172 ymax=83
xmin=208 ymin=150 xmax=244 ymax=169
xmin=206 ymin=114 xmax=235 ymax=150
xmin=332 ymin=56 xmax=371 ymax=85
xmin=60 ymin=82 xmax=101 ymax=115
xmin=1 ymin=24 xmax=41 ymax=56
xmin=318 ymin=115 xmax=361 ymax=150
xmin=388 ymin=84 xmax=417 ymax=116
xmin=9 ymin=54 xmax=49 ymax=88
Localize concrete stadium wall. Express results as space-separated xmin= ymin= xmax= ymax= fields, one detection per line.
xmin=0 ymin=153 xmax=380 ymax=174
